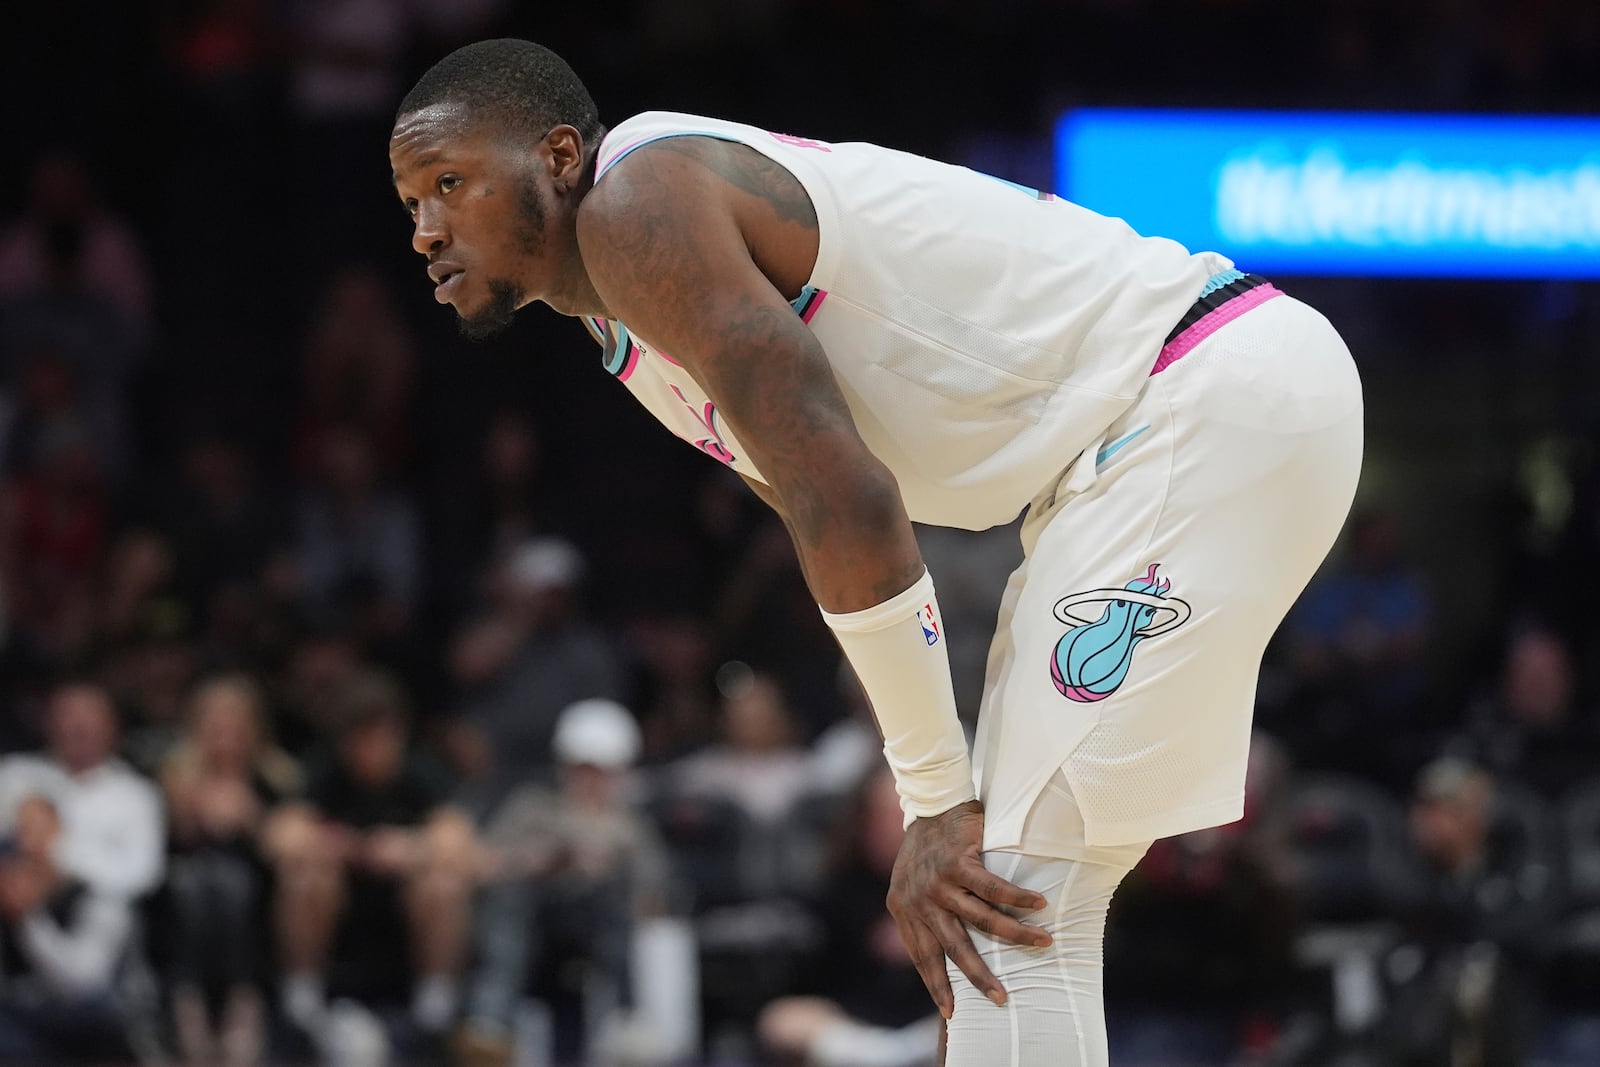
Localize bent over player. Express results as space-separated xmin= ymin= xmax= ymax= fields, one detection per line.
xmin=389 ymin=39 xmax=1363 ymax=1066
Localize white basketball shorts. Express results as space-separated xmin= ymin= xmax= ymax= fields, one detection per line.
xmin=974 ymin=287 xmax=1364 ymax=852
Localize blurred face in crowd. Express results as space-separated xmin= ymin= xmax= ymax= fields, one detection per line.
xmin=1502 ymin=627 xmax=1573 ymax=728
xmin=286 ymin=635 xmax=362 ymax=722
xmin=192 ymin=679 xmax=262 ymax=772
xmin=13 ymin=796 xmax=62 ymax=861
xmin=47 ymin=685 xmax=119 ymax=774
xmin=340 ymin=715 xmax=407 ymax=788
xmin=1411 ymin=774 xmax=1491 ymax=872
xmin=390 ymin=105 xmax=601 ymax=337
xmin=722 ymin=675 xmax=795 ymax=754
xmin=562 ymin=761 xmax=621 ymax=810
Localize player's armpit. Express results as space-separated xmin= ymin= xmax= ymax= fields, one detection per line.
xmin=737 ymin=472 xmax=784 ymax=516
xmin=576 ymin=144 xmax=924 ymax=613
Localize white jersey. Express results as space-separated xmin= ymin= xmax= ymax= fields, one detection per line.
xmin=588 ymin=111 xmax=1226 ymax=530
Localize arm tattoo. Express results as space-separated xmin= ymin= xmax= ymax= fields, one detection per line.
xmin=651 ymin=137 xmax=818 ymax=228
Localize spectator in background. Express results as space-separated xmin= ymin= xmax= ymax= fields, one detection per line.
xmin=266 ymin=671 xmax=477 ymax=1039
xmin=99 ymin=528 xmax=186 ymax=651
xmin=708 ymin=507 xmax=842 ymax=735
xmin=758 ymin=765 xmax=939 ymax=1067
xmin=0 ymin=151 xmax=152 ymax=333
xmin=1283 ymin=506 xmax=1434 ymax=782
xmin=808 ymin=663 xmax=892 ymax=801
xmin=148 ymin=430 xmax=289 ymax=642
xmin=0 ymin=793 xmax=136 ymax=1065
xmin=438 ymin=408 xmax=569 ymax=615
xmin=669 ymin=668 xmax=817 ymax=829
xmin=456 ymin=698 xmax=669 ymax=1067
xmin=0 ymin=410 xmax=105 ymax=663
xmin=291 ymin=265 xmax=418 ymax=477
xmin=293 ymin=424 xmax=422 ymax=647
xmin=274 ymin=622 xmax=367 ymax=759
xmin=1102 ymin=735 xmax=1300 ymax=1062
xmin=0 ymin=682 xmax=164 ymax=902
xmin=1379 ymin=756 xmax=1556 ymax=1066
xmin=0 ymin=153 xmax=150 ymax=483
xmin=620 ymin=612 xmax=720 ymax=764
xmin=913 ymin=523 xmax=1022 ymax=724
xmin=161 ymin=674 xmax=303 ymax=1067
xmin=282 ymin=0 xmax=507 ymax=258
xmin=1448 ymin=622 xmax=1600 ymax=802
xmin=96 ymin=529 xmax=197 ymax=776
xmin=445 ymin=537 xmax=625 ymax=813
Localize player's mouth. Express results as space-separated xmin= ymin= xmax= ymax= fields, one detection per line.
xmin=428 ymin=263 xmax=466 ymax=304
xmin=433 ymin=270 xmax=465 ymax=304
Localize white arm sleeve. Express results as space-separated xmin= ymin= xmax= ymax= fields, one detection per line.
xmin=821 ymin=568 xmax=976 ymax=823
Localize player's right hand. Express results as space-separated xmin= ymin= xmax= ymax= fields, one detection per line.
xmin=886 ymin=799 xmax=1053 ymax=1019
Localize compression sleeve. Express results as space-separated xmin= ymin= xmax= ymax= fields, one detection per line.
xmin=821 ymin=569 xmax=976 ymax=824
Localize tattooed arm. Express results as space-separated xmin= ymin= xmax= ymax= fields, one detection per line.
xmin=575 ymin=139 xmax=924 ymax=613
xmin=579 ymin=138 xmax=1054 ymax=1016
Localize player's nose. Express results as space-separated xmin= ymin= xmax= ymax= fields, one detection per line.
xmin=410 ymin=203 xmax=449 ymax=256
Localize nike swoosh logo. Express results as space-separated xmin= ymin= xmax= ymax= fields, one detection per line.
xmin=1096 ymin=424 xmax=1151 ymax=468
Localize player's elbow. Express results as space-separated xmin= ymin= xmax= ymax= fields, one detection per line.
xmin=781 ymin=458 xmax=905 ymax=546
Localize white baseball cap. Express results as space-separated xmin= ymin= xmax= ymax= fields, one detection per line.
xmin=552 ymin=698 xmax=641 ymax=769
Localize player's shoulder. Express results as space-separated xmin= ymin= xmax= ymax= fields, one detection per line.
xmin=584 ymin=113 xmax=741 ymax=224
xmin=597 ymin=110 xmax=741 ymax=168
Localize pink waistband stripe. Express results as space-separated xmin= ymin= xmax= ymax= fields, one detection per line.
xmin=1150 ymin=283 xmax=1282 ymax=376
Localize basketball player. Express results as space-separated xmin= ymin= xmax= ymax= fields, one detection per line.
xmin=389 ymin=39 xmax=1363 ymax=1066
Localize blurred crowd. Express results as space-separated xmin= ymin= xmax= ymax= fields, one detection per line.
xmin=1 ymin=2 xmax=1599 ymax=1066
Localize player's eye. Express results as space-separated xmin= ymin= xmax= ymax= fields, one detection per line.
xmin=402 ymin=198 xmax=418 ymax=218
xmin=438 ymin=174 xmax=462 ymax=195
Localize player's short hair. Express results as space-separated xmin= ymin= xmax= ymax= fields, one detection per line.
xmin=398 ymin=38 xmax=602 ymax=143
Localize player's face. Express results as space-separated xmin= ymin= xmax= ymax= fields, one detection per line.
xmin=390 ymin=105 xmax=582 ymax=339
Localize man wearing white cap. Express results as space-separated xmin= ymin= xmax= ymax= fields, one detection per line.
xmin=455 ymin=699 xmax=668 ymax=1065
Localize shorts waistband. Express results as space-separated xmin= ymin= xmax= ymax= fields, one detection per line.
xmin=1151 ymin=271 xmax=1281 ymax=376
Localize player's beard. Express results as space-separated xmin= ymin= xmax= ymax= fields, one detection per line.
xmin=457 ymin=278 xmax=521 ymax=342
xmin=457 ymin=172 xmax=547 ymax=342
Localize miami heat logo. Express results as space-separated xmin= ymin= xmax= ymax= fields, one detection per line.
xmin=1049 ymin=564 xmax=1190 ymax=703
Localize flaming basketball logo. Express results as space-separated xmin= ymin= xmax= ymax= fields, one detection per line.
xmin=1049 ymin=564 xmax=1191 ymax=702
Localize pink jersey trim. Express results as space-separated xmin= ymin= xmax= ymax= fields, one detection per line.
xmin=799 ymin=288 xmax=829 ymax=323
xmin=615 ymin=342 xmax=641 ymax=382
xmin=595 ymin=136 xmax=654 ymax=178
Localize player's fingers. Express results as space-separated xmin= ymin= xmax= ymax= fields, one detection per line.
xmin=945 ymin=890 xmax=1053 ymax=948
xmin=931 ymin=908 xmax=1007 ymax=1007
xmin=956 ymin=860 xmax=1048 ymax=912
xmin=902 ymin=918 xmax=955 ymax=1020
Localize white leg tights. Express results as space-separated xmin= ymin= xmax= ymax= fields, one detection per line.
xmin=943 ymin=775 xmax=1149 ymax=1067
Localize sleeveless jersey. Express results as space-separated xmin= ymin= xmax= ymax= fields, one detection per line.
xmin=588 ymin=112 xmax=1225 ymax=530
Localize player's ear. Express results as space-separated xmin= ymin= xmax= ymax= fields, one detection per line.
xmin=546 ymin=124 xmax=586 ymax=191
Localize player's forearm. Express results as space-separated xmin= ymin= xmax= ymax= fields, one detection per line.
xmin=772 ymin=461 xmax=925 ymax=614
xmin=794 ymin=474 xmax=975 ymax=821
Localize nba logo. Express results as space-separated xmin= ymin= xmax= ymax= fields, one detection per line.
xmin=918 ymin=604 xmax=940 ymax=646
